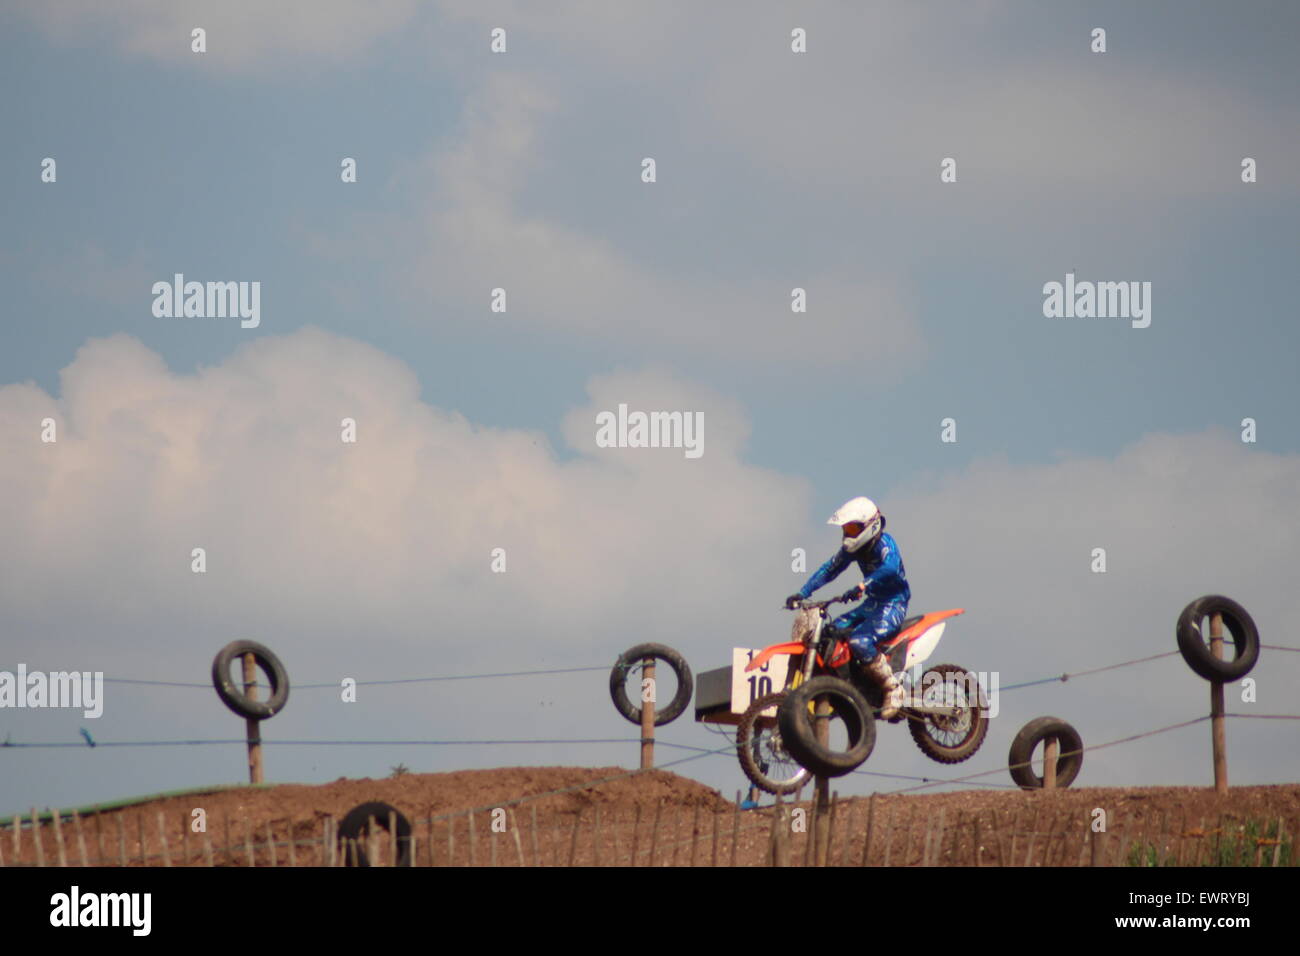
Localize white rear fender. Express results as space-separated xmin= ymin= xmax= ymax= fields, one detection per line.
xmin=902 ymin=622 xmax=946 ymax=671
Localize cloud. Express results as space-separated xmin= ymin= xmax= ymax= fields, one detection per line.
xmin=0 ymin=329 xmax=811 ymax=675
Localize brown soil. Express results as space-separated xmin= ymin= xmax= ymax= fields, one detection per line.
xmin=5 ymin=768 xmax=1299 ymax=867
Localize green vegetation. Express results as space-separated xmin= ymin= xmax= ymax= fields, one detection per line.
xmin=1126 ymin=818 xmax=1293 ymax=867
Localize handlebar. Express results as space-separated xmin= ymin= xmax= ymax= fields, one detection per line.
xmin=784 ymin=595 xmax=849 ymax=611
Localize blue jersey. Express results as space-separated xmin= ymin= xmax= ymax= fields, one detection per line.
xmin=798 ymin=532 xmax=910 ymax=606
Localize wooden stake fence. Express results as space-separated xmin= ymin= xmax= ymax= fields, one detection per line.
xmin=2 ymin=800 xmax=1296 ymax=867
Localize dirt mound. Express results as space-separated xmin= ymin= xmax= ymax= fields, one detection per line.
xmin=202 ymin=764 xmax=730 ymax=823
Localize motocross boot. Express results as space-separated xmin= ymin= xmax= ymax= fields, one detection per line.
xmin=864 ymin=653 xmax=906 ymax=721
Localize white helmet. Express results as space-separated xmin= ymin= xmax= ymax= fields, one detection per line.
xmin=827 ymin=496 xmax=883 ymax=553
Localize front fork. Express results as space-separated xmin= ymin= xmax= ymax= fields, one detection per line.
xmin=787 ymin=613 xmax=823 ymax=690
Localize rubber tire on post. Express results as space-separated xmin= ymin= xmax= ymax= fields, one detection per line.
xmin=336 ymin=801 xmax=413 ymax=867
xmin=1008 ymin=716 xmax=1083 ymax=790
xmin=211 ymin=640 xmax=290 ymax=720
xmin=776 ymin=676 xmax=875 ymax=778
xmin=1176 ymin=595 xmax=1260 ymax=682
xmin=907 ymin=662 xmax=990 ymax=765
xmin=736 ymin=691 xmax=812 ymax=796
xmin=609 ymin=643 xmax=693 ymax=726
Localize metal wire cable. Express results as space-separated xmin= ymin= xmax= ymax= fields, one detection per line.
xmin=101 ymin=639 xmax=1279 ymax=696
xmin=997 ymin=651 xmax=1182 ymax=691
xmin=2 ymin=736 xmax=658 ymax=749
xmin=102 ymin=664 xmax=608 ymax=691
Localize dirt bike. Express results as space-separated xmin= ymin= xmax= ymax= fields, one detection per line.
xmin=735 ymin=594 xmax=989 ymax=792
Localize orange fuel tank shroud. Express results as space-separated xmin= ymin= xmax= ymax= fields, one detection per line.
xmin=745 ymin=609 xmax=965 ymax=673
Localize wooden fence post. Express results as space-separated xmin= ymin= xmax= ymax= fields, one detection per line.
xmin=567 ymin=810 xmax=582 ymax=867
xmin=669 ymin=812 xmax=682 ymax=867
xmin=991 ymin=809 xmax=1009 ymax=866
xmin=883 ymin=805 xmax=901 ymax=867
xmin=948 ymin=810 xmax=962 ymax=865
xmin=711 ymin=807 xmax=720 ymax=867
xmin=930 ymin=809 xmax=947 ymax=866
xmin=630 ymin=804 xmax=642 ymax=868
xmin=824 ymin=793 xmax=840 ymax=867
xmin=51 ymin=809 xmax=68 ymax=867
xmin=265 ymin=820 xmax=276 ymax=867
xmin=605 ymin=806 xmax=616 ymax=868
xmin=158 ymin=813 xmax=172 ymax=867
xmin=730 ymin=793 xmax=740 ymax=867
xmin=1210 ymin=612 xmax=1228 ymax=794
xmin=771 ymin=793 xmax=790 ymax=868
xmin=834 ymin=798 xmax=854 ymax=867
xmin=243 ymin=651 xmax=263 ymax=784
xmin=1023 ymin=808 xmax=1040 ymax=867
xmin=530 ymin=805 xmax=539 ymax=867
xmin=648 ymin=802 xmax=662 ymax=867
xmin=31 ymin=809 xmax=45 ymax=867
xmin=509 ymin=809 xmax=525 ymax=867
xmin=861 ymin=795 xmax=877 ymax=867
xmin=1051 ymin=812 xmax=1071 ymax=867
xmin=640 ymin=658 xmax=656 ymax=769
xmin=687 ymin=804 xmax=700 ymax=867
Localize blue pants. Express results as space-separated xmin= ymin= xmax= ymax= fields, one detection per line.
xmin=832 ymin=599 xmax=908 ymax=663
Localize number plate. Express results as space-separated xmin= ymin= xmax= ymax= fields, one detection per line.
xmin=732 ymin=648 xmax=791 ymax=716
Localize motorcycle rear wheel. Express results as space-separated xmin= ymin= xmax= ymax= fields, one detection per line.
xmin=736 ymin=691 xmax=813 ymax=795
xmin=907 ymin=663 xmax=989 ymax=764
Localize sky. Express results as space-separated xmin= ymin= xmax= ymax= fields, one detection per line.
xmin=1 ymin=1 xmax=1298 ymax=816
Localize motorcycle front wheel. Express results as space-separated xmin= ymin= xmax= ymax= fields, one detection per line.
xmin=777 ymin=676 xmax=876 ymax=777
xmin=736 ymin=691 xmax=813 ymax=795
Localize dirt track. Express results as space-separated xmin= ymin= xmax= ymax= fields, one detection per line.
xmin=5 ymin=768 xmax=1298 ymax=866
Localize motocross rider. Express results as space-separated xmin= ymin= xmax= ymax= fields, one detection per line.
xmin=786 ymin=497 xmax=909 ymax=719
